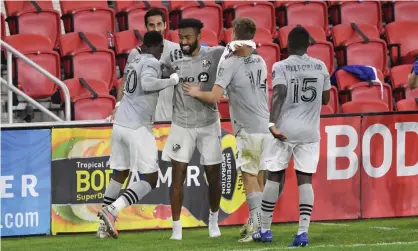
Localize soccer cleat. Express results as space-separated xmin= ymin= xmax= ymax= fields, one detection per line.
xmin=238 ymin=225 xmax=258 ymax=243
xmin=208 ymin=220 xmax=221 ymax=238
xmin=288 ymin=232 xmax=309 ymax=247
xmin=239 ymin=223 xmax=253 ymax=237
xmin=96 ymin=221 xmax=110 ymax=239
xmin=98 ymin=207 xmax=118 ymax=239
xmin=252 ymin=228 xmax=272 ymax=243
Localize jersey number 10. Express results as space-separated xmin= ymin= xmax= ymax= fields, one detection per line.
xmin=292 ymin=78 xmax=318 ymax=103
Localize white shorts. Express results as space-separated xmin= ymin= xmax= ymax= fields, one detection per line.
xmin=235 ymin=130 xmax=269 ymax=175
xmin=109 ymin=124 xmax=159 ymax=174
xmin=161 ymin=121 xmax=223 ymax=165
xmin=262 ymin=137 xmax=320 ymax=174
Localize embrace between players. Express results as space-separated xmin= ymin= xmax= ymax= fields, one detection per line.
xmin=97 ymin=8 xmax=331 ymax=248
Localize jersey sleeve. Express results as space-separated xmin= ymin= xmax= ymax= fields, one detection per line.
xmin=216 ymin=58 xmax=236 ymax=89
xmin=272 ymin=62 xmax=287 ymax=87
xmin=322 ymin=62 xmax=331 ymax=91
xmin=211 ymin=46 xmax=226 ymax=67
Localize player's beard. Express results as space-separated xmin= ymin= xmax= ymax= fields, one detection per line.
xmin=180 ymin=40 xmax=199 ymax=56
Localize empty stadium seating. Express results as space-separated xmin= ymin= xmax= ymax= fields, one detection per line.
xmin=5 ymin=34 xmax=60 ymax=100
xmin=60 ymin=1 xmax=116 ymax=37
xmin=1 ymin=13 xmax=6 ymax=41
xmin=348 ymin=82 xmax=393 ymax=109
xmin=61 ymin=78 xmax=110 ymax=103
xmin=396 ymin=98 xmax=418 ymax=112
xmin=224 ymin=2 xmax=276 ymax=38
xmin=73 ymin=95 xmax=115 ymax=120
xmin=114 ymin=1 xmax=170 ymax=38
xmin=341 ymin=100 xmax=390 ymax=113
xmin=170 ymin=1 xmax=223 ymax=40
xmin=114 ymin=30 xmax=145 ymax=75
xmin=321 ymin=86 xmax=339 ymax=114
xmin=223 ymin=27 xmax=272 ymax=44
xmin=59 ymin=32 xmax=115 ymax=90
xmin=329 ymin=1 xmax=383 ymax=33
xmin=169 ymin=28 xmax=218 ymax=46
xmin=321 ymin=105 xmax=334 ymax=115
xmin=4 ymin=0 xmax=61 ymax=48
xmin=385 ymin=21 xmax=418 ymax=65
xmin=383 ymin=1 xmax=418 ymax=23
xmin=390 ymin=64 xmax=413 ymax=101
xmin=275 ymin=1 xmax=329 ymax=33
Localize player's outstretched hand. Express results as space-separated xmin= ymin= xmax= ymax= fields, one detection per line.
xmin=183 ymin=82 xmax=201 ymax=97
xmin=269 ymin=126 xmax=287 ymax=141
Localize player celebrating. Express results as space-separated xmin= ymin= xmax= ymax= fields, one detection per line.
xmin=184 ymin=17 xmax=269 ymax=242
xmin=161 ymin=18 xmax=225 ymax=241
xmin=126 ymin=8 xmax=180 ymax=122
xmin=251 ymin=26 xmax=331 ymax=247
xmin=98 ymin=31 xmax=180 ymax=239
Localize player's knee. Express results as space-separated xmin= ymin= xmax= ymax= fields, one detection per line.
xmin=111 ymin=169 xmax=130 ymax=183
xmin=267 ymin=170 xmax=285 ymax=183
xmin=295 ymin=170 xmax=312 ymax=185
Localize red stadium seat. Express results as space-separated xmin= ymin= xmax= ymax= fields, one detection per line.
xmin=348 ymin=82 xmax=393 ymax=109
xmin=59 ymin=1 xmax=116 ymax=37
xmin=385 ymin=21 xmax=418 ymax=65
xmin=334 ymin=68 xmax=385 ymax=91
xmin=59 ymin=32 xmax=115 ymax=90
xmin=223 ymin=27 xmax=272 ymax=44
xmin=114 ymin=30 xmax=145 ymax=76
xmin=390 ymin=64 xmax=413 ymax=101
xmin=278 ymin=25 xmax=334 ymax=73
xmin=329 ymin=1 xmax=382 ymax=33
xmin=396 ymin=98 xmax=418 ymax=112
xmin=4 ymin=0 xmax=61 ymax=48
xmin=170 ymin=2 xmax=223 ymax=40
xmin=256 ymin=43 xmax=280 ymax=81
xmin=169 ymin=28 xmax=218 ymax=46
xmin=114 ymin=1 xmax=170 ymax=38
xmin=405 ymin=86 xmax=418 ymax=99
xmin=341 ymin=100 xmax=390 ymax=114
xmin=73 ymin=95 xmax=115 ymax=120
xmin=218 ymin=98 xmax=230 ymax=119
xmin=329 ymin=85 xmax=339 ymax=114
xmin=5 ymin=34 xmax=53 ymax=52
xmin=275 ymin=1 xmax=328 ymax=33
xmin=1 ymin=13 xmax=5 ymax=41
xmin=321 ymin=105 xmax=334 ymax=115
xmin=332 ymin=23 xmax=380 ymax=47
xmin=61 ymin=78 xmax=110 ymax=103
xmin=383 ymin=1 xmax=418 ymax=23
xmin=5 ymin=34 xmax=60 ymax=99
xmin=224 ymin=2 xmax=276 ymax=39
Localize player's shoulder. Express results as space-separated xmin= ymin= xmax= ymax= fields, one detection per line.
xmin=164 ymin=39 xmax=180 ymax=51
xmin=204 ymin=45 xmax=225 ymax=56
xmin=143 ymin=55 xmax=160 ymax=71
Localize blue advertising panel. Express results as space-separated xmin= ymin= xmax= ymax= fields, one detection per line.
xmin=1 ymin=129 xmax=51 ymax=236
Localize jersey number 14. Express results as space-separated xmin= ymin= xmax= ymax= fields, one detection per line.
xmin=292 ymin=78 xmax=317 ymax=103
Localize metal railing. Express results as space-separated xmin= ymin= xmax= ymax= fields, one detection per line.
xmin=0 ymin=40 xmax=71 ymax=123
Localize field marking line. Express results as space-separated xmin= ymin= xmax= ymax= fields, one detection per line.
xmin=224 ymin=240 xmax=418 ymax=251
xmin=370 ymin=226 xmax=398 ymax=230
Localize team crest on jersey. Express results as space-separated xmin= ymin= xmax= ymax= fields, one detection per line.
xmin=198 ymin=72 xmax=209 ymax=82
xmin=202 ymin=59 xmax=211 ymax=69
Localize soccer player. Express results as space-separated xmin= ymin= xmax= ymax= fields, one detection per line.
xmin=161 ymin=18 xmax=225 ymax=240
xmin=184 ymin=17 xmax=270 ymax=242
xmin=126 ymin=8 xmax=179 ymax=122
xmin=251 ymin=26 xmax=331 ymax=247
xmin=97 ymin=31 xmax=180 ymax=239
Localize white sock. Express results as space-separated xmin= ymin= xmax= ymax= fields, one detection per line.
xmin=297 ymin=184 xmax=314 ymax=235
xmin=261 ymin=180 xmax=280 ymax=232
xmin=170 ymin=220 xmax=182 ymax=240
xmin=247 ymin=192 xmax=262 ymax=228
xmin=108 ymin=180 xmax=151 ymax=216
xmin=209 ymin=210 xmax=219 ymax=221
xmin=103 ymin=178 xmax=122 ymax=206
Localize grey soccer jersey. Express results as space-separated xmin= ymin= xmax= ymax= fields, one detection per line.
xmin=114 ymin=54 xmax=162 ymax=130
xmin=127 ymin=40 xmax=180 ymax=122
xmin=168 ymin=46 xmax=225 ymax=128
xmin=216 ymin=54 xmax=270 ymax=134
xmin=272 ymin=54 xmax=331 ymax=143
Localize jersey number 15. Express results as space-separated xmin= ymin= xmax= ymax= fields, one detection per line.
xmin=292 ymin=78 xmax=318 ymax=103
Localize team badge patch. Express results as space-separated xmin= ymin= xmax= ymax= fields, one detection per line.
xmin=202 ymin=59 xmax=212 ymax=69
xmin=198 ymin=72 xmax=209 ymax=82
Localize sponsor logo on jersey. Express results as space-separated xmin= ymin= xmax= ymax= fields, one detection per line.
xmin=198 ymin=72 xmax=209 ymax=83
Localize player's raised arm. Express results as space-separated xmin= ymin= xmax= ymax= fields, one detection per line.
xmin=183 ymin=58 xmax=235 ymax=104
xmin=139 ymin=31 xmax=180 ymax=92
